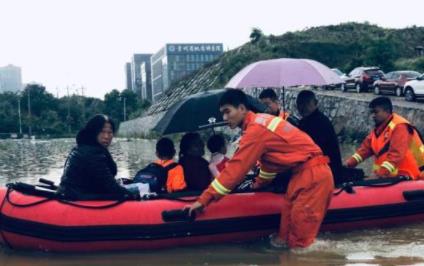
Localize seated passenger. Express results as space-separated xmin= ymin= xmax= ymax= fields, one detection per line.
xmin=207 ymin=134 xmax=230 ymax=178
xmin=179 ymin=132 xmax=213 ymax=191
xmin=58 ymin=115 xmax=136 ymax=200
xmin=345 ymin=96 xmax=424 ymax=180
xmin=296 ymin=90 xmax=344 ymax=185
xmin=154 ymin=137 xmax=186 ymax=193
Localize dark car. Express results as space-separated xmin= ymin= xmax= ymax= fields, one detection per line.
xmin=373 ymin=71 xmax=421 ymax=96
xmin=342 ymin=67 xmax=384 ymax=93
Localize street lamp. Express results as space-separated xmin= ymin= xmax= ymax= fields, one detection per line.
xmin=27 ymin=86 xmax=32 ymax=136
xmin=17 ymin=93 xmax=22 ymax=135
xmin=119 ymin=96 xmax=127 ymax=121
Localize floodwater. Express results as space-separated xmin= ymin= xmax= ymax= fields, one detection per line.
xmin=0 ymin=138 xmax=423 ymax=266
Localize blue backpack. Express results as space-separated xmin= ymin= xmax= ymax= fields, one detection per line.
xmin=133 ymin=162 xmax=178 ymax=193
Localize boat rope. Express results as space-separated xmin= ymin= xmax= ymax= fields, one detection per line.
xmin=5 ymin=187 xmax=53 ymax=207
xmin=4 ymin=184 xmax=129 ymax=209
xmin=334 ymin=176 xmax=411 ymax=196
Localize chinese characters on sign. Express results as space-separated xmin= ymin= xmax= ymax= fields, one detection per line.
xmin=167 ymin=44 xmax=222 ymax=54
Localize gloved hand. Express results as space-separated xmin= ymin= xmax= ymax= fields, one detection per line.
xmin=345 ymin=157 xmax=358 ymax=168
xmin=375 ymin=167 xmax=391 ymax=178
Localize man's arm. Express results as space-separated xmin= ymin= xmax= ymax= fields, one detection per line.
xmin=197 ymin=125 xmax=267 ymax=206
xmin=345 ymin=133 xmax=374 ymax=167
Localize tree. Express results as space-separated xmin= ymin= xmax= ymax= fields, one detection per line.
xmin=103 ymin=89 xmax=124 ymax=124
xmin=363 ymin=36 xmax=400 ymax=71
xmin=0 ymin=92 xmax=19 ymax=132
xmin=103 ymin=89 xmax=149 ymax=124
xmin=250 ymin=27 xmax=264 ymax=44
xmin=21 ymin=84 xmax=58 ymax=117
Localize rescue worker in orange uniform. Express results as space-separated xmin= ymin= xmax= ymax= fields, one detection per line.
xmin=155 ymin=137 xmax=186 ymax=193
xmin=188 ymin=89 xmax=334 ymax=249
xmin=345 ymin=97 xmax=424 ymax=180
xmin=259 ymin=88 xmax=298 ymax=126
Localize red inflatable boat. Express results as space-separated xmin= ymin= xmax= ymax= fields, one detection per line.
xmin=0 ymin=178 xmax=423 ymax=252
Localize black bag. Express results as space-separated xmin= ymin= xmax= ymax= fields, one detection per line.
xmin=133 ymin=162 xmax=178 ymax=193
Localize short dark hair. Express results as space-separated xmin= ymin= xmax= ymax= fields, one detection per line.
xmin=219 ymin=89 xmax=249 ymax=109
xmin=207 ymin=134 xmax=226 ymax=153
xmin=296 ymin=90 xmax=317 ymax=106
xmin=179 ymin=132 xmax=202 ymax=158
xmin=156 ymin=137 xmax=176 ymax=158
xmin=369 ymin=97 xmax=393 ymax=113
xmin=259 ymin=88 xmax=278 ymax=101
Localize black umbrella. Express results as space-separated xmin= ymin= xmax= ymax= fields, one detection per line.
xmin=153 ymin=89 xmax=266 ymax=135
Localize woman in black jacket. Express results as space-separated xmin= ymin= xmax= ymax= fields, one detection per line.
xmin=58 ymin=115 xmax=135 ymax=200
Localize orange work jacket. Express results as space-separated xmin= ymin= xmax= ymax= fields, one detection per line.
xmin=350 ymin=113 xmax=424 ymax=179
xmin=198 ymin=111 xmax=323 ymax=206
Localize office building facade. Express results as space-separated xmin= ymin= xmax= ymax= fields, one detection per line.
xmin=140 ymin=62 xmax=153 ymax=102
xmin=0 ymin=65 xmax=22 ymax=93
xmin=151 ymin=43 xmax=223 ymax=102
xmin=131 ymin=54 xmax=152 ymax=101
xmin=125 ymin=62 xmax=132 ymax=91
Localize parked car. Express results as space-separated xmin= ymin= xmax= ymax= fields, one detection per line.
xmin=342 ymin=67 xmax=384 ymax=93
xmin=331 ymin=68 xmax=347 ymax=78
xmin=403 ymin=74 xmax=424 ymax=101
xmin=322 ymin=68 xmax=347 ymax=90
xmin=373 ymin=71 xmax=421 ymax=96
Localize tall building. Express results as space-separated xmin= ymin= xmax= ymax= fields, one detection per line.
xmin=131 ymin=54 xmax=152 ymax=100
xmin=151 ymin=43 xmax=223 ymax=102
xmin=140 ymin=61 xmax=153 ymax=102
xmin=0 ymin=64 xmax=22 ymax=93
xmin=125 ymin=62 xmax=132 ymax=91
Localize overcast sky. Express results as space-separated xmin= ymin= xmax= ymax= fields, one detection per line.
xmin=1 ymin=0 xmax=423 ymax=98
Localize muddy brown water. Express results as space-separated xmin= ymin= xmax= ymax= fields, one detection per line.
xmin=0 ymin=139 xmax=422 ymax=266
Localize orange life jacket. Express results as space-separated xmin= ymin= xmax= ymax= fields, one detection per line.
xmin=154 ymin=159 xmax=186 ymax=193
xmin=370 ymin=113 xmax=424 ymax=180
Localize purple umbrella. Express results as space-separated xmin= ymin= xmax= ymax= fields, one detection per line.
xmin=226 ymin=58 xmax=343 ymax=88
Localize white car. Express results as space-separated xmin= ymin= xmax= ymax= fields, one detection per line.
xmin=403 ymin=74 xmax=424 ymax=101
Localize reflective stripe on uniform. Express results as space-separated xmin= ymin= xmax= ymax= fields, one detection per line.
xmin=352 ymin=153 xmax=363 ymax=163
xmin=388 ymin=121 xmax=396 ymax=130
xmin=259 ymin=169 xmax=277 ymax=180
xmin=381 ymin=161 xmax=398 ymax=175
xmin=211 ymin=179 xmax=231 ymax=195
xmin=420 ymin=145 xmax=424 ymax=154
xmin=267 ymin=117 xmax=282 ymax=132
xmin=373 ymin=164 xmax=380 ymax=171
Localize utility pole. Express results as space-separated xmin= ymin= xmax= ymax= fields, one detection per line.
xmin=17 ymin=96 xmax=22 ymax=135
xmin=27 ymin=87 xmax=32 ymax=136
xmin=80 ymin=86 xmax=86 ymax=121
xmin=67 ymin=87 xmax=71 ymax=134
xmin=123 ymin=97 xmax=126 ymax=121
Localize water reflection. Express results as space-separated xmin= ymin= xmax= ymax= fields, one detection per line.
xmin=0 ymin=138 xmax=156 ymax=186
xmin=0 ymin=138 xmax=422 ymax=265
